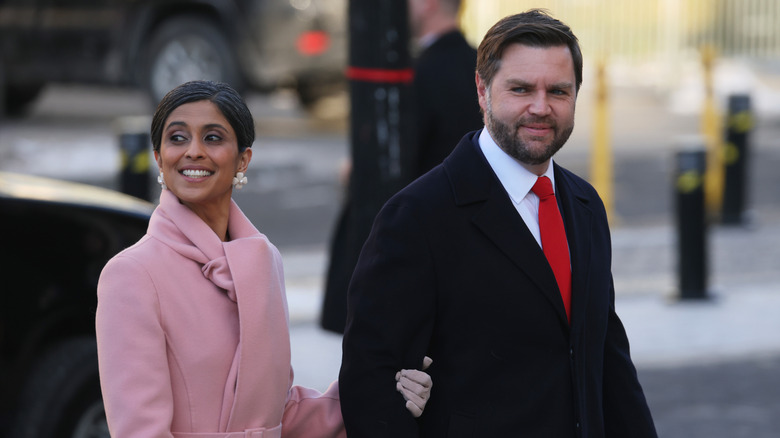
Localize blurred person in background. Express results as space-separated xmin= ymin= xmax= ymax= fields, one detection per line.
xmin=339 ymin=10 xmax=658 ymax=436
xmin=320 ymin=0 xmax=482 ymax=334
xmin=408 ymin=0 xmax=483 ymax=176
xmin=95 ymin=80 xmax=431 ymax=437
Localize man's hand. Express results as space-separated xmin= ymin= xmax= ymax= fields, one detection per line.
xmin=396 ymin=356 xmax=433 ymax=417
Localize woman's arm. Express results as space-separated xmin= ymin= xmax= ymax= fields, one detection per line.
xmin=96 ymin=255 xmax=176 ymax=438
xmin=280 ymin=358 xmax=433 ymax=438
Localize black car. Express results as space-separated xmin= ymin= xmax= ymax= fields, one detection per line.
xmin=0 ymin=172 xmax=153 ymax=438
xmin=0 ymin=0 xmax=347 ymax=114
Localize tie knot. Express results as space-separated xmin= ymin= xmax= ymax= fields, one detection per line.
xmin=532 ymin=176 xmax=554 ymax=199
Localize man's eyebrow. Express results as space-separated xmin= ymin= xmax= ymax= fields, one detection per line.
xmin=548 ymin=81 xmax=575 ymax=90
xmin=503 ymin=79 xmax=575 ymax=90
xmin=505 ymin=79 xmax=534 ymax=87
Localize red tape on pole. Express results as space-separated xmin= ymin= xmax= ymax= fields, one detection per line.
xmin=346 ymin=67 xmax=414 ymax=84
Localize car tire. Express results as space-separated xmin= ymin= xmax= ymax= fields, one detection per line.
xmin=142 ymin=16 xmax=244 ymax=105
xmin=10 ymin=337 xmax=109 ymax=438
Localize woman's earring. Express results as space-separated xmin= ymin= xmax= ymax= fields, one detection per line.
xmin=232 ymin=171 xmax=248 ymax=189
xmin=157 ymin=172 xmax=167 ymax=190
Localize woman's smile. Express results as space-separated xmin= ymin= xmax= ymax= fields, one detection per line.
xmin=180 ymin=168 xmax=215 ymax=179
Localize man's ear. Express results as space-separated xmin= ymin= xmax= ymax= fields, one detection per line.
xmin=476 ymin=72 xmax=488 ymax=113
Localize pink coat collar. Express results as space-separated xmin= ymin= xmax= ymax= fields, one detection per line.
xmin=149 ymin=190 xmax=292 ymax=432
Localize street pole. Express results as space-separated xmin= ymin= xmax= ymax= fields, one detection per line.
xmin=700 ymin=45 xmax=724 ymax=221
xmin=347 ymin=0 xmax=415 ymax=231
xmin=114 ymin=116 xmax=153 ymax=201
xmin=674 ymin=138 xmax=709 ymax=300
xmin=721 ymin=94 xmax=753 ymax=225
xmin=0 ymin=60 xmax=5 ymax=120
xmin=590 ymin=57 xmax=615 ymax=224
xmin=320 ymin=0 xmax=414 ymax=333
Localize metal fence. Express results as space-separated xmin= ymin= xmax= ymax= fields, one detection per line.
xmin=461 ymin=0 xmax=780 ymax=63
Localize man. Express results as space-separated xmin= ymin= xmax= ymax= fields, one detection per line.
xmin=339 ymin=10 xmax=658 ymax=437
xmin=408 ymin=0 xmax=484 ymax=176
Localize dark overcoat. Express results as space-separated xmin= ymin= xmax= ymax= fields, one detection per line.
xmin=339 ymin=130 xmax=657 ymax=437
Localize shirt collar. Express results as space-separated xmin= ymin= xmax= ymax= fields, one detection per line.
xmin=478 ymin=128 xmax=556 ymax=205
xmin=417 ymin=32 xmax=438 ymax=50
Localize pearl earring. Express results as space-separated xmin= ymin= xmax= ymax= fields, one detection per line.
xmin=157 ymin=172 xmax=167 ymax=190
xmin=233 ymin=171 xmax=248 ymax=189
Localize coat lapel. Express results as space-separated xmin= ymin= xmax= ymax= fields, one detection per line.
xmin=221 ymin=203 xmax=291 ymax=432
xmin=554 ymin=164 xmax=594 ymax=332
xmin=444 ymin=133 xmax=569 ymax=327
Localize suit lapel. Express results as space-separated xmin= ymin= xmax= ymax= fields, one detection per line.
xmin=444 ymin=133 xmax=570 ymax=326
xmin=554 ymin=164 xmax=594 ymax=332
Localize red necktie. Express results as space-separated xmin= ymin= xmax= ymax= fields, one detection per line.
xmin=531 ymin=176 xmax=572 ymax=322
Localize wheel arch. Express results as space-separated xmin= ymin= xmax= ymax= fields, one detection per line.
xmin=122 ymin=1 xmax=247 ymax=86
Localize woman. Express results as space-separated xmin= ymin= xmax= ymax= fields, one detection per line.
xmin=96 ymin=80 xmax=430 ymax=437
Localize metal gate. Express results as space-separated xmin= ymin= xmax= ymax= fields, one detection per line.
xmin=461 ymin=0 xmax=780 ymax=63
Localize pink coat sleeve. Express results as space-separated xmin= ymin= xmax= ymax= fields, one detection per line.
xmin=96 ymin=254 xmax=176 ymax=438
xmin=281 ymin=381 xmax=346 ymax=438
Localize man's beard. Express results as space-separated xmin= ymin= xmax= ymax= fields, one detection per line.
xmin=485 ymin=97 xmax=574 ymax=165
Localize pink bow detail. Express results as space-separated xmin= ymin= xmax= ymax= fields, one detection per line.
xmin=202 ymin=257 xmax=237 ymax=302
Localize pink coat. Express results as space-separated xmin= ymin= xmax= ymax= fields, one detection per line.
xmin=96 ymin=190 xmax=345 ymax=438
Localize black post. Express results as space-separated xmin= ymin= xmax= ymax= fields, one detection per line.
xmin=721 ymin=94 xmax=752 ymax=225
xmin=0 ymin=60 xmax=5 ymax=120
xmin=116 ymin=117 xmax=152 ymax=201
xmin=675 ymin=142 xmax=709 ymax=299
xmin=320 ymin=0 xmax=414 ymax=333
xmin=348 ymin=0 xmax=414 ymax=232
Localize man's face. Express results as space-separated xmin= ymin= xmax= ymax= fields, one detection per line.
xmin=407 ymin=0 xmax=426 ymax=38
xmin=477 ymin=44 xmax=577 ymax=174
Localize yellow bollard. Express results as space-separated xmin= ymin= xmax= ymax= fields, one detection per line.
xmin=700 ymin=45 xmax=724 ymax=219
xmin=590 ymin=57 xmax=614 ymax=224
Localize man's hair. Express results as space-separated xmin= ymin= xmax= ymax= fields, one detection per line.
xmin=441 ymin=0 xmax=462 ymax=15
xmin=476 ymin=9 xmax=582 ymax=91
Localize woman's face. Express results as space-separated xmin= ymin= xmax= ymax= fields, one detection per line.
xmin=155 ymin=100 xmax=251 ymax=213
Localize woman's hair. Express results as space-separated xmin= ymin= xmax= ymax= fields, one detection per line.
xmin=150 ymin=80 xmax=255 ymax=153
xmin=476 ymin=9 xmax=583 ymax=92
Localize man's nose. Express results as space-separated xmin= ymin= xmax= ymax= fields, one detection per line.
xmin=528 ymin=92 xmax=552 ymax=116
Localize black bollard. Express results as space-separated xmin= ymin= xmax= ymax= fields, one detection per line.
xmin=115 ymin=117 xmax=152 ymax=201
xmin=675 ymin=141 xmax=709 ymax=299
xmin=0 ymin=61 xmax=5 ymax=120
xmin=721 ymin=94 xmax=752 ymax=225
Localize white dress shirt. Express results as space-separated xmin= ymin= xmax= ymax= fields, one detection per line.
xmin=478 ymin=128 xmax=557 ymax=249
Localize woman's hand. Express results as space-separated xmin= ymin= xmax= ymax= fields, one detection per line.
xmin=395 ymin=356 xmax=433 ymax=417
